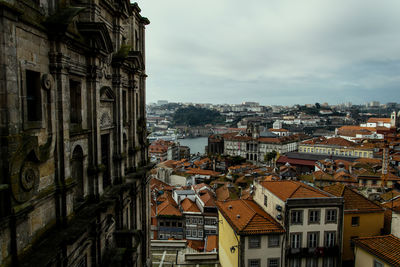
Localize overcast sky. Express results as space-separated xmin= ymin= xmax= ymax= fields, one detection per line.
xmin=135 ymin=0 xmax=400 ymax=106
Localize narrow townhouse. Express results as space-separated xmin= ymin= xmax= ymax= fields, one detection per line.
xmin=323 ymin=184 xmax=385 ymax=266
xmin=217 ymin=199 xmax=285 ymax=267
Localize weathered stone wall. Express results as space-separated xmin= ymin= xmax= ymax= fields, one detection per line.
xmin=0 ymin=0 xmax=150 ymax=266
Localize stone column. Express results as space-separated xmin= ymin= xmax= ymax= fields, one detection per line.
xmin=49 ymin=42 xmax=72 ymax=225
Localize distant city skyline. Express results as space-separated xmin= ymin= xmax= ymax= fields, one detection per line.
xmin=148 ymin=99 xmax=397 ymax=107
xmin=137 ymin=0 xmax=400 ymax=106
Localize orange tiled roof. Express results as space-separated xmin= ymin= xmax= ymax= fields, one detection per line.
xmin=260 ymin=181 xmax=332 ymax=201
xmin=354 ymin=235 xmax=400 ymax=266
xmin=186 ymin=168 xmax=221 ymax=176
xmin=181 ymin=198 xmax=200 ymax=213
xmin=157 ymin=200 xmax=182 ymax=217
xmin=205 ymin=235 xmax=218 ymax=252
xmin=302 ymin=137 xmax=355 ymax=147
xmin=217 ymin=199 xmax=284 ymax=235
xmin=150 ymin=178 xmax=174 ymax=192
xmin=216 ymin=185 xmax=232 ymax=201
xmin=269 ymin=128 xmax=289 ymax=132
xmin=199 ymin=190 xmax=216 ymax=207
xmin=192 ymin=183 xmax=210 ymax=192
xmin=187 ymin=240 xmax=204 ymax=252
xmin=367 ymin=118 xmax=391 ymax=124
xmin=323 ymin=184 xmax=383 ymax=213
xmin=354 ymin=158 xmax=382 ymax=165
xmin=156 ymin=191 xmax=182 ymax=217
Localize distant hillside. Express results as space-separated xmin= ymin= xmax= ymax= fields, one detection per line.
xmin=172 ymin=106 xmax=224 ymax=126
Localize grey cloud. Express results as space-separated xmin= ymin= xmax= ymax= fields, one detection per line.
xmin=136 ymin=0 xmax=400 ymax=105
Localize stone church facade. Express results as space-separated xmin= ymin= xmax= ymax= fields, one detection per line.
xmin=0 ymin=0 xmax=151 ymax=266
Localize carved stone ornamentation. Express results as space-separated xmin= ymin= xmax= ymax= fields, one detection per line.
xmin=11 ymin=161 xmax=40 ymax=203
xmin=41 ymin=73 xmax=54 ymax=90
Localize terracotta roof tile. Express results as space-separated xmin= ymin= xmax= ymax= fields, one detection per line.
xmin=186 ymin=168 xmax=221 ymax=176
xmin=217 ymin=199 xmax=284 ymax=235
xmin=354 ymin=235 xmax=400 ymax=266
xmin=367 ymin=118 xmax=391 ymax=123
xmin=260 ymin=181 xmax=332 ymax=201
xmin=216 ymin=185 xmax=231 ymax=201
xmin=181 ymin=198 xmax=201 ymax=213
xmin=187 ymin=240 xmax=205 ymax=252
xmin=277 ymin=156 xmax=316 ymax=166
xmin=200 ymin=190 xmax=216 ymax=207
xmin=323 ymin=184 xmax=383 ymax=213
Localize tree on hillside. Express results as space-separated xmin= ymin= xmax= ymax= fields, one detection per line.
xmin=172 ymin=106 xmax=224 ymax=126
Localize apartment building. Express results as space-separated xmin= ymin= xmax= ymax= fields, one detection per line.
xmin=253 ymin=180 xmax=344 ymax=267
xmin=323 ymin=184 xmax=384 ymax=265
xmin=299 ymin=137 xmax=375 ymax=158
xmin=217 ymin=199 xmax=285 ymax=267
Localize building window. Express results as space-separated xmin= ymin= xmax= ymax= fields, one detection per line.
xmin=26 ymin=70 xmax=42 ymax=121
xmin=307 ymin=232 xmax=319 ymax=248
xmin=69 ymin=79 xmax=82 ymax=124
xmin=198 ymin=230 xmax=203 ymax=238
xmin=166 ymin=221 xmax=170 ymax=227
xmin=308 ymin=210 xmax=320 ymax=224
xmin=160 ymin=222 xmax=164 ymax=227
xmin=268 ymin=258 xmax=279 ymax=267
xmin=291 ymin=210 xmax=303 ymax=225
xmin=248 ymin=236 xmax=261 ymax=248
xmin=306 ymin=258 xmax=318 ymax=267
xmin=178 ymin=222 xmax=182 ymax=227
xmin=186 ymin=230 xmax=191 ymax=237
xmin=290 ymin=233 xmax=302 ymax=249
xmin=199 ymin=218 xmax=203 ymax=224
xmin=192 ymin=230 xmax=197 ymax=237
xmin=248 ymin=259 xmax=261 ymax=267
xmin=325 ymin=209 xmax=337 ymax=223
xmin=172 ymin=222 xmax=176 ymax=227
xmin=373 ymin=260 xmax=383 ymax=267
xmin=264 ymin=195 xmax=268 ymax=207
xmin=268 ymin=235 xmax=280 ymax=247
xmin=186 ymin=218 xmax=191 ymax=224
xmin=325 ymin=231 xmax=336 ymax=247
xmin=351 ymin=216 xmax=360 ymax=227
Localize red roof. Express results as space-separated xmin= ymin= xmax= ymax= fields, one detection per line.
xmin=260 ymin=181 xmax=332 ymax=201
xmin=181 ymin=198 xmax=201 ymax=213
xmin=323 ymin=184 xmax=384 ymax=213
xmin=217 ymin=199 xmax=284 ymax=235
xmin=277 ymin=156 xmax=316 ymax=166
xmin=354 ymin=235 xmax=400 ymax=266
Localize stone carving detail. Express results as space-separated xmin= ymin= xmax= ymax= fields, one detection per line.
xmin=12 ymin=161 xmax=39 ymax=203
xmin=100 ymin=112 xmax=112 ymax=128
xmin=41 ymin=73 xmax=54 ymax=90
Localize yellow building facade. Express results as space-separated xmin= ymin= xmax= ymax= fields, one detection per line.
xmin=218 ymin=211 xmax=240 ymax=267
xmin=354 ymin=247 xmax=391 ymax=267
xmin=343 ymin=212 xmax=384 ymax=262
xmin=353 ymin=235 xmax=400 ymax=267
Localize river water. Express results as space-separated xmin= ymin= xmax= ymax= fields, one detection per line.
xmin=178 ymin=137 xmax=208 ymax=155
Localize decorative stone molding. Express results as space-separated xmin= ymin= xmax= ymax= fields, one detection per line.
xmin=41 ymin=73 xmax=54 ymax=90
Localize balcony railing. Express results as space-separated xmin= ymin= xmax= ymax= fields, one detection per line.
xmin=286 ymin=246 xmax=339 ymax=258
